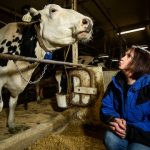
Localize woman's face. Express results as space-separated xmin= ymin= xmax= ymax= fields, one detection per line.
xmin=119 ymin=49 xmax=135 ymax=71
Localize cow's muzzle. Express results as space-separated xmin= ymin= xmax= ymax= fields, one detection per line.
xmin=82 ymin=18 xmax=93 ymax=33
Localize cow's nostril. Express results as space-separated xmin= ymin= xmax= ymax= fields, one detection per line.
xmin=82 ymin=18 xmax=89 ymax=25
xmin=82 ymin=18 xmax=92 ymax=32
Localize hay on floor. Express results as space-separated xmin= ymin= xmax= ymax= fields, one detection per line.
xmin=28 ymin=119 xmax=106 ymax=150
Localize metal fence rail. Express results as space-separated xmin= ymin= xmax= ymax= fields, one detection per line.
xmin=0 ymin=53 xmax=88 ymax=67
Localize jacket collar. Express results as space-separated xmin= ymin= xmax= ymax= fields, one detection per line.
xmin=112 ymin=71 xmax=150 ymax=92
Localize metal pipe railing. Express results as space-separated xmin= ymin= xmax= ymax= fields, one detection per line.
xmin=0 ymin=53 xmax=89 ymax=67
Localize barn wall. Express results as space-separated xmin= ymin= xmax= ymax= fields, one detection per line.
xmin=103 ymin=70 xmax=118 ymax=90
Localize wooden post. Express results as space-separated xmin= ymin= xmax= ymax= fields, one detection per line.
xmin=71 ymin=0 xmax=78 ymax=64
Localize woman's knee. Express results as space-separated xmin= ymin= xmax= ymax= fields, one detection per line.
xmin=103 ymin=130 xmax=128 ymax=150
xmin=104 ymin=130 xmax=119 ymax=149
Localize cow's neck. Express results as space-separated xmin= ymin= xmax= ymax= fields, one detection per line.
xmin=34 ymin=24 xmax=51 ymax=52
xmin=34 ymin=24 xmax=62 ymax=52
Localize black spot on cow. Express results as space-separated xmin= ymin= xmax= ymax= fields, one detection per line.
xmin=16 ymin=29 xmax=20 ymax=33
xmin=1 ymin=39 xmax=6 ymax=45
xmin=18 ymin=39 xmax=22 ymax=43
xmin=6 ymin=41 xmax=12 ymax=47
xmin=12 ymin=37 xmax=20 ymax=42
xmin=0 ymin=24 xmax=38 ymax=66
xmin=8 ymin=45 xmax=17 ymax=53
xmin=19 ymin=24 xmax=37 ymax=59
xmin=13 ymin=35 xmax=15 ymax=38
xmin=0 ymin=47 xmax=4 ymax=53
xmin=15 ymin=51 xmax=19 ymax=55
xmin=0 ymin=59 xmax=8 ymax=67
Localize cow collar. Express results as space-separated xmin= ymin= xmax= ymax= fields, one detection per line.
xmin=34 ymin=24 xmax=54 ymax=60
xmin=34 ymin=24 xmax=53 ymax=53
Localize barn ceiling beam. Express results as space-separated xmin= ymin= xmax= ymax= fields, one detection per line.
xmin=78 ymin=3 xmax=102 ymax=26
xmin=92 ymin=0 xmax=118 ymax=32
xmin=0 ymin=5 xmax=22 ymax=26
xmin=0 ymin=20 xmax=6 ymax=25
xmin=0 ymin=5 xmax=22 ymax=18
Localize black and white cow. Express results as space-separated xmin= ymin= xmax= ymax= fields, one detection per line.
xmin=0 ymin=4 xmax=93 ymax=133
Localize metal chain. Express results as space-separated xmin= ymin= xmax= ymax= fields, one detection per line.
xmin=13 ymin=61 xmax=47 ymax=84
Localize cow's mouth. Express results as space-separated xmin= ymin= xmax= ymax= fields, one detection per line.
xmin=78 ymin=30 xmax=90 ymax=35
xmin=71 ymin=23 xmax=93 ymax=41
xmin=78 ymin=26 xmax=92 ymax=34
xmin=78 ymin=31 xmax=89 ymax=38
xmin=73 ymin=30 xmax=90 ymax=36
xmin=76 ymin=30 xmax=92 ymax=41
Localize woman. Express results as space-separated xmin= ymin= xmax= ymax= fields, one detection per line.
xmin=100 ymin=46 xmax=150 ymax=150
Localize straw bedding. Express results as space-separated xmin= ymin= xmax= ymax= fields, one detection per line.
xmin=28 ymin=119 xmax=106 ymax=150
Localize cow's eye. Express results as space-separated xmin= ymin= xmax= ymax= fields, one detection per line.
xmin=51 ymin=8 xmax=57 ymax=13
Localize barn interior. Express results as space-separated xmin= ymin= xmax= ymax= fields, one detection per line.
xmin=0 ymin=0 xmax=149 ymax=58
xmin=0 ymin=0 xmax=149 ymax=149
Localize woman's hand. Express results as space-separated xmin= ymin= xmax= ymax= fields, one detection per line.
xmin=109 ymin=118 xmax=126 ymax=138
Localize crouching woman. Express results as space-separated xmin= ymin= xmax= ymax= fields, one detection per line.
xmin=100 ymin=46 xmax=150 ymax=150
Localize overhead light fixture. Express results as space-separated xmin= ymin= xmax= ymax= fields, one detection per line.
xmin=141 ymin=46 xmax=148 ymax=49
xmin=139 ymin=45 xmax=148 ymax=49
xmin=117 ymin=27 xmax=145 ymax=35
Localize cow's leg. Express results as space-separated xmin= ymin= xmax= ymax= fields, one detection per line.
xmin=8 ymin=95 xmax=29 ymax=134
xmin=8 ymin=95 xmax=18 ymax=129
xmin=0 ymin=86 xmax=3 ymax=112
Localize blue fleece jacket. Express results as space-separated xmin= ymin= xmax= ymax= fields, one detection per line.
xmin=100 ymin=71 xmax=150 ymax=146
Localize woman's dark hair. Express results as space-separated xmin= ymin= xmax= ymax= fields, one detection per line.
xmin=130 ymin=46 xmax=150 ymax=79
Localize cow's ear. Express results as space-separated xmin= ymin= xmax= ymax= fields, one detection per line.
xmin=22 ymin=7 xmax=41 ymax=22
xmin=29 ymin=8 xmax=41 ymax=21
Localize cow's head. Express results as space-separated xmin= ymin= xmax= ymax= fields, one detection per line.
xmin=26 ymin=4 xmax=93 ymax=50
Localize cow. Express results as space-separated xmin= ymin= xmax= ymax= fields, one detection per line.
xmin=0 ymin=4 xmax=93 ymax=133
